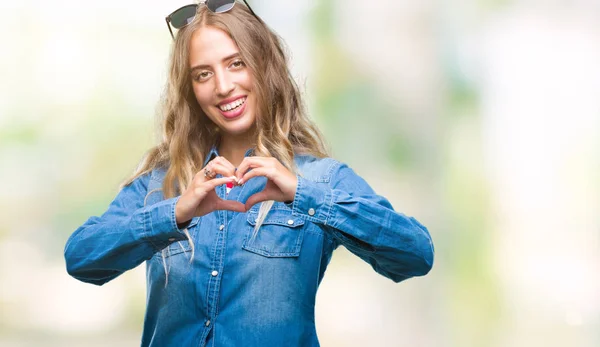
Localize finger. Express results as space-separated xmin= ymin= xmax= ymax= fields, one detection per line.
xmin=205 ymin=162 xmax=236 ymax=179
xmin=236 ymin=157 xmax=273 ymax=181
xmin=199 ymin=165 xmax=217 ymax=180
xmin=244 ymin=190 xmax=271 ymax=211
xmin=210 ymin=156 xmax=237 ymax=174
xmin=238 ymin=167 xmax=273 ymax=185
xmin=200 ymin=176 xmax=237 ymax=192
xmin=214 ymin=199 xmax=246 ymax=213
xmin=203 ymin=171 xmax=213 ymax=181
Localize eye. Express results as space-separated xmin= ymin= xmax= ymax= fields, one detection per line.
xmin=230 ymin=59 xmax=245 ymax=69
xmin=194 ymin=71 xmax=212 ymax=82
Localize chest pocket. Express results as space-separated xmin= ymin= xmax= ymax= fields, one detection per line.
xmin=243 ymin=209 xmax=305 ymax=258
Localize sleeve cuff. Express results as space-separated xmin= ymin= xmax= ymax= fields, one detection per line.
xmin=145 ymin=196 xmax=189 ymax=251
xmin=291 ymin=175 xmax=332 ymax=225
xmin=290 ymin=174 xmax=375 ymax=254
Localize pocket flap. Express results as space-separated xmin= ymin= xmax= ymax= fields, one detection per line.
xmin=246 ymin=211 xmax=305 ymax=228
xmin=243 ymin=210 xmax=305 ymax=257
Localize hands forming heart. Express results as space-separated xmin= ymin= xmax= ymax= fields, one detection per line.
xmin=174 ymin=156 xmax=297 ymax=224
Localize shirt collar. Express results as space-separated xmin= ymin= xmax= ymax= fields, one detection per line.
xmin=202 ymin=145 xmax=255 ymax=167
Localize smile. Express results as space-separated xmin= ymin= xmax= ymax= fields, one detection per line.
xmin=218 ymin=97 xmax=246 ymax=112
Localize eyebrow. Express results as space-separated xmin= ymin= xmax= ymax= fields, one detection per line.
xmin=190 ymin=53 xmax=241 ymax=71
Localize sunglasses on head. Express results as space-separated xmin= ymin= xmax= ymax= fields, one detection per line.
xmin=165 ymin=0 xmax=260 ymax=39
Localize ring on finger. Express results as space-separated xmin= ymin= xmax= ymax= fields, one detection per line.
xmin=204 ymin=167 xmax=215 ymax=179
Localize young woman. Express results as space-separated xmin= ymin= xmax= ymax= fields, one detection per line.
xmin=64 ymin=1 xmax=434 ymax=346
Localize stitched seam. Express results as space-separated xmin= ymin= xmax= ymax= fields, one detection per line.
xmin=323 ymin=187 xmax=334 ymax=226
xmin=145 ymin=209 xmax=160 ymax=252
xmin=170 ymin=197 xmax=179 ymax=231
xmin=214 ymin=211 xmax=226 ymax=317
xmin=325 ymin=160 xmax=340 ymax=179
xmin=291 ymin=174 xmax=301 ymax=217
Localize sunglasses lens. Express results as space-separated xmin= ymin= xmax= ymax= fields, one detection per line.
xmin=206 ymin=0 xmax=236 ymax=13
xmin=170 ymin=4 xmax=198 ymax=29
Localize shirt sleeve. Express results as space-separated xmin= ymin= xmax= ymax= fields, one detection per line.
xmin=289 ymin=161 xmax=434 ymax=283
xmin=64 ymin=172 xmax=190 ymax=286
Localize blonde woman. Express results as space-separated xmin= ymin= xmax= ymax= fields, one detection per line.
xmin=64 ymin=1 xmax=434 ymax=346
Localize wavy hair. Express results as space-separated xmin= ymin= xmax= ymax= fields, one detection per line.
xmin=121 ymin=3 xmax=330 ymax=280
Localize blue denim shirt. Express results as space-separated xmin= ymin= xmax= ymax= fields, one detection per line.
xmin=64 ymin=147 xmax=434 ymax=347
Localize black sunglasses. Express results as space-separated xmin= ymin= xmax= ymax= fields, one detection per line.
xmin=165 ymin=0 xmax=260 ymax=39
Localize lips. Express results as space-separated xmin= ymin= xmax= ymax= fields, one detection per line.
xmin=217 ymin=96 xmax=247 ymax=119
xmin=218 ymin=96 xmax=246 ymax=112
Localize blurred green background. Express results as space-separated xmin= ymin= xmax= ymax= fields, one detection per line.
xmin=1 ymin=0 xmax=598 ymax=346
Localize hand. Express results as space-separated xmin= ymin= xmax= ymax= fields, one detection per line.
xmin=175 ymin=156 xmax=245 ymax=224
xmin=235 ymin=156 xmax=298 ymax=211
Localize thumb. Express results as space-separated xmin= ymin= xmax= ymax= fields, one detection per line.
xmin=215 ymin=199 xmax=246 ymax=213
xmin=244 ymin=190 xmax=270 ymax=211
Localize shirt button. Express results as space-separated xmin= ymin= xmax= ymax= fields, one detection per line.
xmin=219 ymin=225 xmax=225 ymax=230
xmin=308 ymin=208 xmax=315 ymax=216
xmin=211 ymin=270 xmax=219 ymax=277
xmin=287 ymin=219 xmax=294 ymax=225
xmin=205 ymin=320 xmax=211 ymax=327
xmin=168 ymin=238 xmax=176 ymax=242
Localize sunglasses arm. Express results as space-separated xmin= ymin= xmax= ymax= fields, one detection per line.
xmin=241 ymin=0 xmax=259 ymax=19
xmin=165 ymin=18 xmax=175 ymax=39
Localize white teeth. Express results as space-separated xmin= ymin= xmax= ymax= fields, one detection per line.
xmin=219 ymin=97 xmax=246 ymax=112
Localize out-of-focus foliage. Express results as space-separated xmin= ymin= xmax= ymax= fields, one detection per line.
xmin=0 ymin=0 xmax=597 ymax=346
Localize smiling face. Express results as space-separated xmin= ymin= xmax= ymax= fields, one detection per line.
xmin=189 ymin=25 xmax=256 ymax=140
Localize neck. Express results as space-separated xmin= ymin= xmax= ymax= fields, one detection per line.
xmin=217 ymin=133 xmax=255 ymax=168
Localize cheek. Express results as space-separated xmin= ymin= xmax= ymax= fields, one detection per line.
xmin=239 ymin=70 xmax=254 ymax=91
xmin=192 ymin=84 xmax=213 ymax=108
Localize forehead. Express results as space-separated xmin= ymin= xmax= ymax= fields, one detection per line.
xmin=189 ymin=26 xmax=239 ymax=66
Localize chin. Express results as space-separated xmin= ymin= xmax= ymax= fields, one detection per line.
xmin=222 ymin=118 xmax=255 ymax=136
xmin=222 ymin=126 xmax=254 ymax=137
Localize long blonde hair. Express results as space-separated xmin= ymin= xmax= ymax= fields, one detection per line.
xmin=122 ymin=4 xmax=329 ymax=277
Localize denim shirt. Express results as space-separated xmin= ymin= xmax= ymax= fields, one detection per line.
xmin=64 ymin=147 xmax=434 ymax=347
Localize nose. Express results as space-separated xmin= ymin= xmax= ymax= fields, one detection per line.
xmin=214 ymin=70 xmax=235 ymax=96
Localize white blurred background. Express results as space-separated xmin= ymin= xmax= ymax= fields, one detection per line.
xmin=0 ymin=0 xmax=598 ymax=346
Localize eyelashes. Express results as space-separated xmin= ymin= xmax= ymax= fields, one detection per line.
xmin=192 ymin=59 xmax=246 ymax=82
